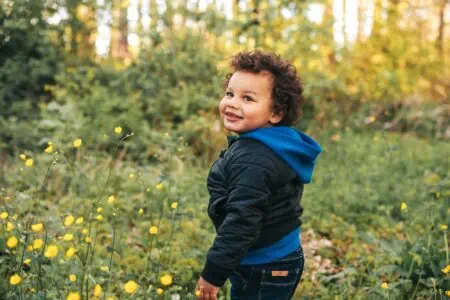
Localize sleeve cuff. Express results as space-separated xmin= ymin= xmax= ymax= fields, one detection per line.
xmin=201 ymin=259 xmax=234 ymax=287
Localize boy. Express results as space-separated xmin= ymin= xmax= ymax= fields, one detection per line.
xmin=196 ymin=50 xmax=322 ymax=300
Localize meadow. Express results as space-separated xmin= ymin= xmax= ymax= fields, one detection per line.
xmin=1 ymin=124 xmax=448 ymax=299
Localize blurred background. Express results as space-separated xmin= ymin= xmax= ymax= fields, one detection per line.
xmin=0 ymin=0 xmax=449 ymax=299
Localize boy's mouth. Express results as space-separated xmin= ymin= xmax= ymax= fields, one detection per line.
xmin=225 ymin=112 xmax=242 ymax=119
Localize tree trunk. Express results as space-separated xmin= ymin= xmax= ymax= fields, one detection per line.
xmin=110 ymin=0 xmax=129 ymax=60
xmin=357 ymin=0 xmax=366 ymax=42
xmin=435 ymin=0 xmax=447 ymax=56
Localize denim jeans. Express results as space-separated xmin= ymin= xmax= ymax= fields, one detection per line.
xmin=230 ymin=246 xmax=305 ymax=300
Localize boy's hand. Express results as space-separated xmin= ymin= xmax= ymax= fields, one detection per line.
xmin=195 ymin=276 xmax=220 ymax=300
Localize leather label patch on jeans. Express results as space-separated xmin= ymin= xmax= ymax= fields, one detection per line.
xmin=271 ymin=271 xmax=288 ymax=277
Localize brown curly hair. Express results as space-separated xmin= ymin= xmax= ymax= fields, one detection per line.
xmin=224 ymin=50 xmax=304 ymax=126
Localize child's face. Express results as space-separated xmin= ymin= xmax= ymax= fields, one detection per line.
xmin=219 ymin=70 xmax=283 ymax=134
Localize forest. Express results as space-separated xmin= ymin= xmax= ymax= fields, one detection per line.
xmin=0 ymin=0 xmax=449 ymax=299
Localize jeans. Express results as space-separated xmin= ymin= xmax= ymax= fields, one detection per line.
xmin=230 ymin=246 xmax=305 ymax=300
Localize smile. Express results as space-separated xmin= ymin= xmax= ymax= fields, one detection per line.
xmin=225 ymin=112 xmax=242 ymax=120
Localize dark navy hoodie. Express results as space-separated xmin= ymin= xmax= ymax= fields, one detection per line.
xmin=236 ymin=126 xmax=322 ymax=264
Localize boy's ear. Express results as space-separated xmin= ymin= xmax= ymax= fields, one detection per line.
xmin=269 ymin=109 xmax=284 ymax=125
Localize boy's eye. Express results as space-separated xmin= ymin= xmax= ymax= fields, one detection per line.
xmin=225 ymin=92 xmax=233 ymax=97
xmin=244 ymin=96 xmax=253 ymax=101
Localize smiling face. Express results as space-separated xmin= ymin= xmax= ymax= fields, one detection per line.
xmin=219 ymin=70 xmax=284 ymax=134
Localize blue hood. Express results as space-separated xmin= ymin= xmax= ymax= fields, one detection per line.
xmin=238 ymin=126 xmax=322 ymax=184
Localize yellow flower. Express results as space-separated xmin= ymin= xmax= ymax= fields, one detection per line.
xmin=381 ymin=282 xmax=389 ymax=289
xmin=440 ymin=224 xmax=448 ymax=231
xmin=124 ymin=280 xmax=138 ymax=294
xmin=129 ymin=173 xmax=135 ymax=179
xmin=7 ymin=236 xmax=18 ymax=248
xmin=24 ymin=258 xmax=31 ymax=265
xmin=32 ymin=223 xmax=44 ymax=233
xmin=67 ymin=292 xmax=81 ymax=300
xmin=149 ymin=226 xmax=158 ymax=234
xmin=64 ymin=215 xmax=75 ymax=227
xmin=33 ymin=239 xmax=44 ymax=249
xmin=12 ymin=214 xmax=17 ymax=220
xmin=96 ymin=215 xmax=103 ymax=222
xmin=160 ymin=274 xmax=173 ymax=286
xmin=100 ymin=265 xmax=109 ymax=272
xmin=81 ymin=228 xmax=89 ymax=235
xmin=400 ymin=202 xmax=407 ymax=211
xmin=441 ymin=265 xmax=450 ymax=274
xmin=66 ymin=247 xmax=77 ymax=258
xmin=195 ymin=290 xmax=201 ymax=297
xmin=171 ymin=202 xmax=178 ymax=209
xmin=107 ymin=195 xmax=116 ymax=205
xmin=156 ymin=288 xmax=164 ymax=295
xmin=138 ymin=208 xmax=144 ymax=215
xmin=75 ymin=217 xmax=84 ymax=225
xmin=0 ymin=211 xmax=8 ymax=219
xmin=156 ymin=183 xmax=164 ymax=190
xmin=446 ymin=290 xmax=450 ymax=296
xmin=25 ymin=158 xmax=34 ymax=167
xmin=107 ymin=298 xmax=115 ymax=300
xmin=10 ymin=274 xmax=22 ymax=285
xmin=69 ymin=274 xmax=77 ymax=282
xmin=73 ymin=138 xmax=82 ymax=148
xmin=44 ymin=244 xmax=58 ymax=258
xmin=27 ymin=245 xmax=33 ymax=252
xmin=63 ymin=233 xmax=74 ymax=241
xmin=20 ymin=154 xmax=26 ymax=160
xmin=96 ymin=207 xmax=103 ymax=213
xmin=114 ymin=127 xmax=122 ymax=134
xmin=6 ymin=222 xmax=14 ymax=231
xmin=93 ymin=284 xmax=102 ymax=297
xmin=85 ymin=237 xmax=92 ymax=244
xmin=44 ymin=144 xmax=53 ymax=153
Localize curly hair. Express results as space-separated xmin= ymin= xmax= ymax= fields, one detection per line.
xmin=224 ymin=50 xmax=304 ymax=126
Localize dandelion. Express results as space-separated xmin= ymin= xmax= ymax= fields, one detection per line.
xmin=129 ymin=173 xmax=135 ymax=179
xmin=149 ymin=226 xmax=158 ymax=235
xmin=171 ymin=202 xmax=178 ymax=209
xmin=400 ymin=202 xmax=407 ymax=211
xmin=160 ymin=274 xmax=173 ymax=286
xmin=7 ymin=236 xmax=18 ymax=248
xmin=96 ymin=207 xmax=103 ymax=213
xmin=20 ymin=154 xmax=26 ymax=160
xmin=44 ymin=244 xmax=58 ymax=258
xmin=69 ymin=274 xmax=76 ymax=282
xmin=32 ymin=223 xmax=44 ymax=233
xmin=93 ymin=284 xmax=102 ymax=297
xmin=381 ymin=282 xmax=389 ymax=289
xmin=156 ymin=183 xmax=164 ymax=190
xmin=12 ymin=214 xmax=17 ymax=220
xmin=124 ymin=280 xmax=138 ymax=294
xmin=441 ymin=265 xmax=450 ymax=274
xmin=75 ymin=217 xmax=84 ymax=225
xmin=96 ymin=215 xmax=103 ymax=222
xmin=63 ymin=233 xmax=74 ymax=241
xmin=0 ymin=211 xmax=8 ymax=219
xmin=138 ymin=208 xmax=144 ymax=215
xmin=67 ymin=292 xmax=81 ymax=300
xmin=85 ymin=237 xmax=92 ymax=244
xmin=6 ymin=222 xmax=14 ymax=231
xmin=440 ymin=224 xmax=448 ymax=231
xmin=64 ymin=215 xmax=75 ymax=227
xmin=66 ymin=247 xmax=77 ymax=258
xmin=27 ymin=245 xmax=33 ymax=252
xmin=10 ymin=274 xmax=22 ymax=285
xmin=446 ymin=291 xmax=450 ymax=296
xmin=107 ymin=195 xmax=116 ymax=205
xmin=107 ymin=298 xmax=115 ymax=300
xmin=114 ymin=127 xmax=122 ymax=134
xmin=81 ymin=228 xmax=89 ymax=235
xmin=44 ymin=144 xmax=53 ymax=153
xmin=156 ymin=288 xmax=164 ymax=295
xmin=100 ymin=266 xmax=109 ymax=272
xmin=24 ymin=258 xmax=31 ymax=265
xmin=73 ymin=138 xmax=82 ymax=148
xmin=33 ymin=239 xmax=44 ymax=249
xmin=195 ymin=290 xmax=201 ymax=297
xmin=25 ymin=158 xmax=33 ymax=167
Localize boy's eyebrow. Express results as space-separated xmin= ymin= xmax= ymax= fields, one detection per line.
xmin=226 ymin=87 xmax=257 ymax=96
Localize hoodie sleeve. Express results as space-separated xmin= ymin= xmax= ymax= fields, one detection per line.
xmin=201 ymin=142 xmax=279 ymax=287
